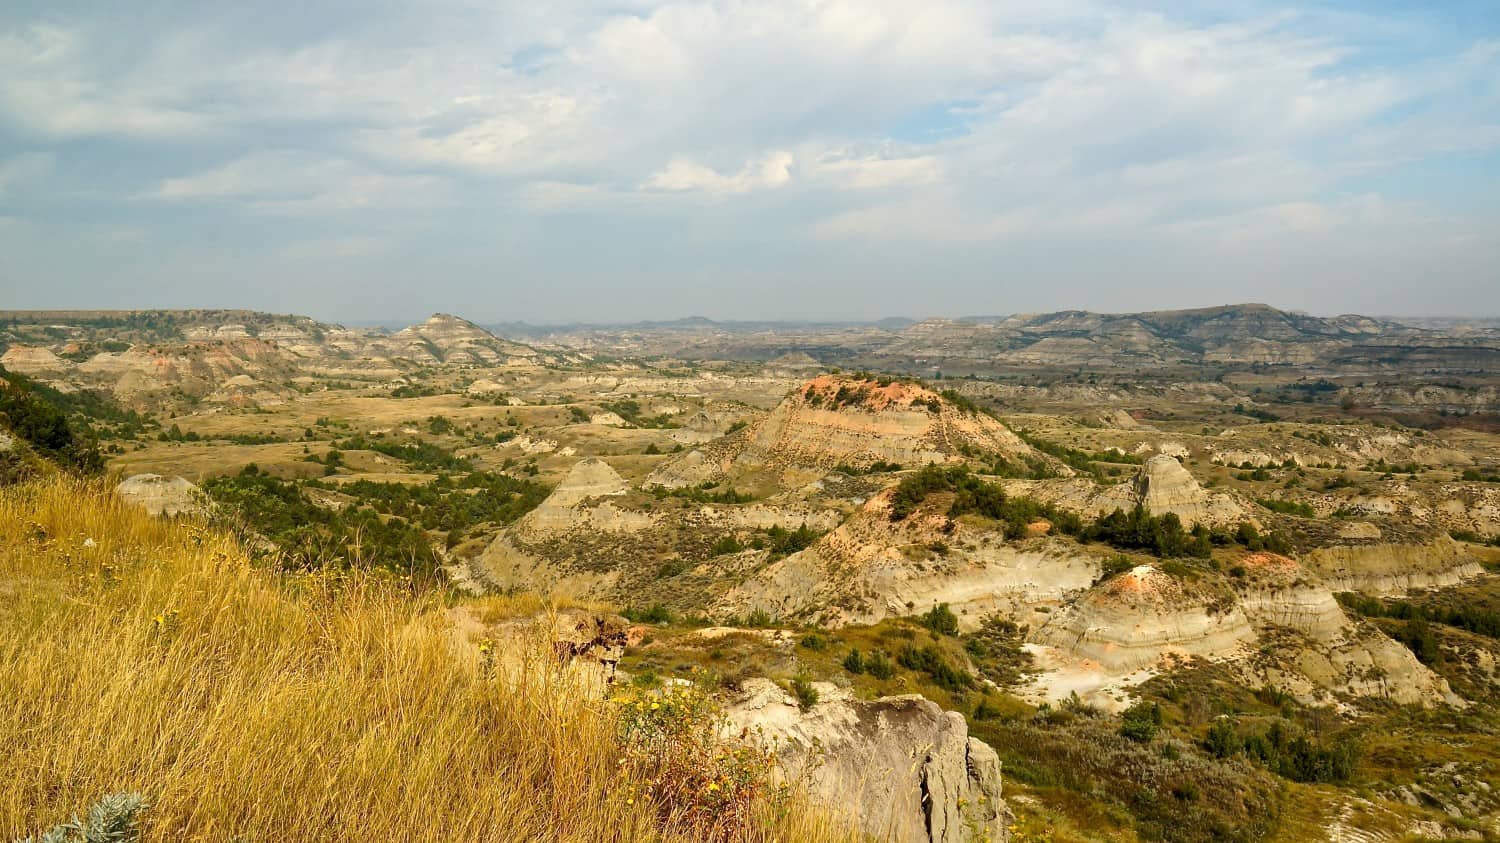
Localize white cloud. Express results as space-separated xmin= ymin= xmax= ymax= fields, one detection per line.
xmin=0 ymin=24 xmax=214 ymax=139
xmin=0 ymin=0 xmax=1496 ymax=315
xmin=643 ymin=151 xmax=794 ymax=194
xmin=811 ymin=152 xmax=942 ymax=190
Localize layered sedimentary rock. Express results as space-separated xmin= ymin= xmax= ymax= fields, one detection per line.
xmin=1029 ymin=552 xmax=1458 ymax=706
xmin=1033 ymin=565 xmax=1257 ymax=672
xmin=0 ymin=345 xmax=74 ymax=376
xmin=1233 ymin=553 xmax=1348 ymax=639
xmin=1301 ymin=535 xmax=1481 ymax=594
xmin=371 ymin=314 xmax=539 ymax=365
xmin=647 ymin=375 xmax=1043 ymax=489
xmin=725 ymin=678 xmax=1008 ymax=843
xmin=1007 ymin=455 xmax=1246 ymax=528
xmin=721 ymin=488 xmax=1099 ymax=628
xmin=494 ymin=457 xmax=652 ymax=540
xmin=478 ymin=457 xmax=843 ymax=604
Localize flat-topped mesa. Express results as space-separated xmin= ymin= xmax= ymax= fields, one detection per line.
xmin=0 ymin=345 xmax=74 ymax=375
xmin=758 ymin=375 xmax=1036 ymax=470
xmin=648 ymin=375 xmax=1043 ymax=489
xmin=1300 ymin=534 xmax=1483 ymax=595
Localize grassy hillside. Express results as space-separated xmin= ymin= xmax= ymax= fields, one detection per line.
xmin=0 ymin=477 xmax=846 ymax=842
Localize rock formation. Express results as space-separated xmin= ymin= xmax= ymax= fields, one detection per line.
xmin=724 ymin=678 xmax=1009 ymax=843
xmin=115 ymin=474 xmax=210 ymax=517
xmin=1033 ymin=565 xmax=1256 ymax=673
xmin=477 ymin=457 xmax=843 ymax=604
xmin=1300 ymin=535 xmax=1482 ymax=594
xmin=1008 ymin=455 xmax=1246 ymax=529
xmin=1028 ymin=553 xmax=1458 ymax=708
xmin=373 ymin=313 xmax=540 ymax=365
xmin=721 ymin=487 xmax=1099 ymax=628
xmin=647 ymin=375 xmax=1044 ymax=489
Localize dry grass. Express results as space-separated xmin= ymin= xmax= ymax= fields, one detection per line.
xmin=0 ymin=476 xmax=851 ymax=842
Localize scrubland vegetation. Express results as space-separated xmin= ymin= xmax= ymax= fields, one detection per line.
xmin=889 ymin=463 xmax=1286 ymax=558
xmin=0 ymin=477 xmax=846 ymax=842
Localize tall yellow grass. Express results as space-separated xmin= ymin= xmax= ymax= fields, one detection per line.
xmin=0 ymin=477 xmax=850 ymax=842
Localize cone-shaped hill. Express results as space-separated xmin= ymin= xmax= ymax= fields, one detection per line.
xmin=647 ymin=374 xmax=1049 ymax=489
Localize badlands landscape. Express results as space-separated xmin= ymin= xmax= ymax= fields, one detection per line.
xmin=4 ymin=304 xmax=1500 ymax=843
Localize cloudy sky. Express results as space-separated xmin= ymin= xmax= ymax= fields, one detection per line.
xmin=0 ymin=1 xmax=1496 ymax=323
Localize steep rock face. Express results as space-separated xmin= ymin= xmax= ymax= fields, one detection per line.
xmin=720 ymin=489 xmax=1100 ymax=628
xmin=1228 ymin=553 xmax=1459 ymax=704
xmin=725 ymin=678 xmax=1008 ymax=843
xmin=1033 ymin=565 xmax=1257 ymax=672
xmin=1234 ymin=555 xmax=1348 ymax=640
xmin=1301 ymin=536 xmax=1481 ymax=594
xmin=114 ymin=474 xmax=209 ymax=517
xmin=1027 ymin=553 xmax=1457 ymax=707
xmin=1132 ymin=455 xmax=1247 ymax=527
xmin=647 ymin=376 xmax=1043 ymax=489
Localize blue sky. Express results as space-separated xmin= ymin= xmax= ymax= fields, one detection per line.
xmin=0 ymin=1 xmax=1496 ymax=323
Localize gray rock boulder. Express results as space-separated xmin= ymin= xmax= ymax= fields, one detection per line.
xmin=725 ymin=678 xmax=1008 ymax=842
xmin=115 ymin=474 xmax=210 ymax=517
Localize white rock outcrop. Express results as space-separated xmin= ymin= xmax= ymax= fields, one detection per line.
xmin=1033 ymin=565 xmax=1257 ymax=672
xmin=115 ymin=474 xmax=209 ymax=517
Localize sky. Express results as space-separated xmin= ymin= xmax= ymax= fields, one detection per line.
xmin=0 ymin=1 xmax=1496 ymax=324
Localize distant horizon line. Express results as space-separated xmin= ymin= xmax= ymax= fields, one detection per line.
xmin=5 ymin=304 xmax=1500 ymax=330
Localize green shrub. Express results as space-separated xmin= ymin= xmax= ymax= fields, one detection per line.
xmin=744 ymin=608 xmax=774 ymax=628
xmin=1255 ymin=498 xmax=1315 ymax=517
xmin=0 ymin=367 xmax=103 ymax=474
xmin=920 ymin=603 xmax=960 ymax=636
xmin=15 ymin=792 xmax=147 ymax=843
xmin=842 ymin=648 xmax=865 ymax=674
xmin=710 ymin=535 xmax=744 ymax=556
xmin=790 ymin=677 xmax=819 ymax=711
xmin=1119 ymin=701 xmax=1162 ymax=743
xmin=865 ymin=650 xmax=896 ymax=680
xmin=897 ymin=644 xmax=973 ymax=692
xmin=623 ymin=604 xmax=673 ymax=624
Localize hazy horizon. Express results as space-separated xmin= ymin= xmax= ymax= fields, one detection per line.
xmin=12 ymin=301 xmax=1500 ymax=330
xmin=1 ymin=2 xmax=1496 ymax=321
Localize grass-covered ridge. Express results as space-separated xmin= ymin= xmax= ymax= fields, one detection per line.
xmin=0 ymin=476 xmax=845 ymax=843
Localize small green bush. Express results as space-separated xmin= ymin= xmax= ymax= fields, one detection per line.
xmin=865 ymin=650 xmax=896 ymax=680
xmin=15 ymin=792 xmax=147 ymax=843
xmin=842 ymin=648 xmax=865 ymax=674
xmin=920 ymin=603 xmax=960 ymax=636
xmin=790 ymin=677 xmax=819 ymax=711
